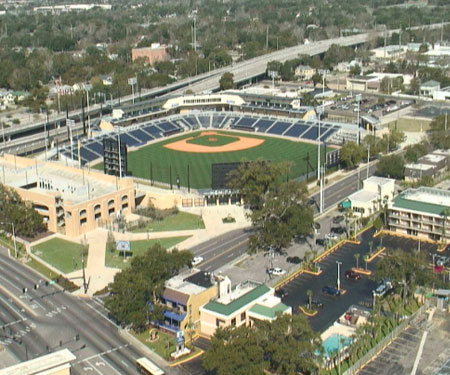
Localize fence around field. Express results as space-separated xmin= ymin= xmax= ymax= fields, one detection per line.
xmin=343 ymin=304 xmax=427 ymax=375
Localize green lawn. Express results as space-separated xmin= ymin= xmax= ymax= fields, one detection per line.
xmin=131 ymin=211 xmax=205 ymax=233
xmin=32 ymin=238 xmax=86 ymax=274
xmin=94 ymin=130 xmax=328 ymax=189
xmin=105 ymin=236 xmax=191 ymax=269
xmin=384 ymin=118 xmax=431 ymax=132
xmin=187 ymin=133 xmax=240 ymax=146
xmin=134 ymin=329 xmax=176 ymax=360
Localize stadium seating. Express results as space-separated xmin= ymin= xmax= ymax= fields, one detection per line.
xmin=65 ymin=112 xmax=343 ymax=166
xmin=266 ymin=121 xmax=291 ymax=135
xmin=253 ymin=119 xmax=274 ymax=133
xmin=284 ymin=123 xmax=311 ymax=138
xmin=197 ymin=116 xmax=211 ymax=128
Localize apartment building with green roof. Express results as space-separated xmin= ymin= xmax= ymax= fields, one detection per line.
xmin=388 ymin=187 xmax=450 ymax=243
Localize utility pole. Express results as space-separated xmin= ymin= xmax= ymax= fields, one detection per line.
xmin=367 ymin=143 xmax=370 ymax=180
xmin=336 ymin=261 xmax=342 ymax=291
xmin=266 ymin=25 xmax=269 ymax=50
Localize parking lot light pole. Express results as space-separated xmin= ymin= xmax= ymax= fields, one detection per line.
xmin=336 ymin=261 xmax=342 ymax=291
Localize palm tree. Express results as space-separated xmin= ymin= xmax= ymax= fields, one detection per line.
xmin=368 ymin=241 xmax=373 ymax=255
xmin=383 ymin=195 xmax=389 ymax=226
xmin=364 ymin=255 xmax=369 ymax=271
xmin=307 ymin=289 xmax=313 ymax=310
xmin=354 ymin=253 xmax=360 ymax=269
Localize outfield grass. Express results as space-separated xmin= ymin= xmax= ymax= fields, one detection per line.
xmin=131 ymin=211 xmax=205 ymax=233
xmin=95 ymin=130 xmax=327 ymax=189
xmin=384 ymin=118 xmax=431 ymax=132
xmin=105 ymin=236 xmax=191 ymax=269
xmin=32 ymin=238 xmax=86 ymax=274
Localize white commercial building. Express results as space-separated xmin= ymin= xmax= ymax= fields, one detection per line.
xmin=347 ymin=176 xmax=395 ymax=218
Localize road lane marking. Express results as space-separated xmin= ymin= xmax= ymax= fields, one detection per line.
xmin=200 ymin=239 xmax=248 ymax=269
xmin=101 ymin=357 xmax=123 ymax=375
xmin=0 ymin=290 xmax=28 ymax=319
xmin=86 ymin=360 xmax=104 ymax=375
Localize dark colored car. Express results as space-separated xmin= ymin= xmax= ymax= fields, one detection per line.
xmin=316 ymin=238 xmax=326 ymax=246
xmin=331 ymin=227 xmax=346 ymax=234
xmin=345 ymin=270 xmax=362 ymax=280
xmin=275 ymin=288 xmax=288 ymax=298
xmin=287 ymin=256 xmax=302 ymax=264
xmin=322 ymin=286 xmax=340 ymax=296
xmin=333 ymin=215 xmax=345 ymax=224
xmin=306 ymin=299 xmax=324 ymax=308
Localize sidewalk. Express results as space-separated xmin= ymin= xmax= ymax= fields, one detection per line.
xmin=64 ymin=204 xmax=252 ymax=296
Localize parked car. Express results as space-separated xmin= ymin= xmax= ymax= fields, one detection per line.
xmin=316 ymin=238 xmax=326 ymax=246
xmin=325 ymin=233 xmax=338 ymax=241
xmin=333 ymin=215 xmax=345 ymax=224
xmin=372 ymin=280 xmax=393 ymax=297
xmin=435 ymin=255 xmax=449 ymax=267
xmin=269 ymin=267 xmax=286 ymax=276
xmin=322 ymin=286 xmax=341 ymax=296
xmin=345 ymin=270 xmax=362 ymax=280
xmin=331 ymin=227 xmax=346 ymax=234
xmin=192 ymin=256 xmax=204 ymax=266
xmin=275 ymin=288 xmax=288 ymax=298
xmin=287 ymin=256 xmax=302 ymax=264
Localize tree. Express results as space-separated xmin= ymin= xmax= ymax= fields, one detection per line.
xmin=203 ymin=313 xmax=321 ymax=375
xmin=404 ymin=140 xmax=430 ymax=163
xmin=219 ymin=72 xmax=235 ymax=90
xmin=104 ymin=243 xmax=193 ymax=331
xmin=373 ymin=216 xmax=383 ymax=233
xmin=311 ymin=72 xmax=322 ymax=87
xmin=374 ymin=249 xmax=427 ymax=304
xmin=376 ymin=154 xmax=405 ymax=179
xmin=340 ymin=141 xmax=364 ymax=169
xmin=248 ymin=180 xmax=314 ymax=254
xmin=0 ymin=184 xmax=45 ymax=237
xmin=228 ymin=161 xmax=313 ymax=254
xmin=428 ymin=114 xmax=450 ymax=150
xmin=203 ymin=325 xmax=265 ymax=375
xmin=349 ymin=64 xmax=361 ymax=76
xmin=354 ymin=253 xmax=360 ymax=269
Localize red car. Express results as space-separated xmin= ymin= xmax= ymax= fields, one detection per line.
xmin=345 ymin=270 xmax=362 ymax=280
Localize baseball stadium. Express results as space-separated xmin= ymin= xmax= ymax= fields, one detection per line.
xmin=58 ymin=93 xmax=364 ymax=191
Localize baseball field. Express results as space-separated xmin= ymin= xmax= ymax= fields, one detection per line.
xmin=96 ymin=130 xmax=329 ymax=189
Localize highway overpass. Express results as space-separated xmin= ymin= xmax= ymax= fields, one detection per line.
xmin=1 ymin=23 xmax=446 ymax=155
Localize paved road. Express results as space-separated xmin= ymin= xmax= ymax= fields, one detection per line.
xmin=191 ymin=163 xmax=379 ymax=270
xmin=0 ymin=249 xmax=184 ymax=375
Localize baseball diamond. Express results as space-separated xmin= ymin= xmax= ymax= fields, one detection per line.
xmin=119 ymin=130 xmax=330 ymax=190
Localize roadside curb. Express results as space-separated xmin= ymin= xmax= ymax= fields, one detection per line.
xmin=367 ymin=247 xmax=386 ymax=262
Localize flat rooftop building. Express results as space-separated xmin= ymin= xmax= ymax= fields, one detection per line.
xmin=0 ymin=349 xmax=76 ymax=375
xmin=0 ymin=154 xmax=135 ymax=237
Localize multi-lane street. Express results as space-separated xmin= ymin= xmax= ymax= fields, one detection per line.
xmin=0 ymin=249 xmax=185 ymax=375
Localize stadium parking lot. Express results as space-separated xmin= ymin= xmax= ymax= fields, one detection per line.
xmin=279 ymin=228 xmax=444 ymax=332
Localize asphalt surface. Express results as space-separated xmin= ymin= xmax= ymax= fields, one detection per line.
xmin=281 ymin=228 xmax=379 ymax=333
xmin=0 ymin=248 xmax=185 ymax=375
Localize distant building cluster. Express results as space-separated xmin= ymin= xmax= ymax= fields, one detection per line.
xmin=33 ymin=4 xmax=112 ymax=14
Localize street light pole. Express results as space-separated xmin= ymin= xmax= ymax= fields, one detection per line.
xmin=336 ymin=261 xmax=342 ymax=291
